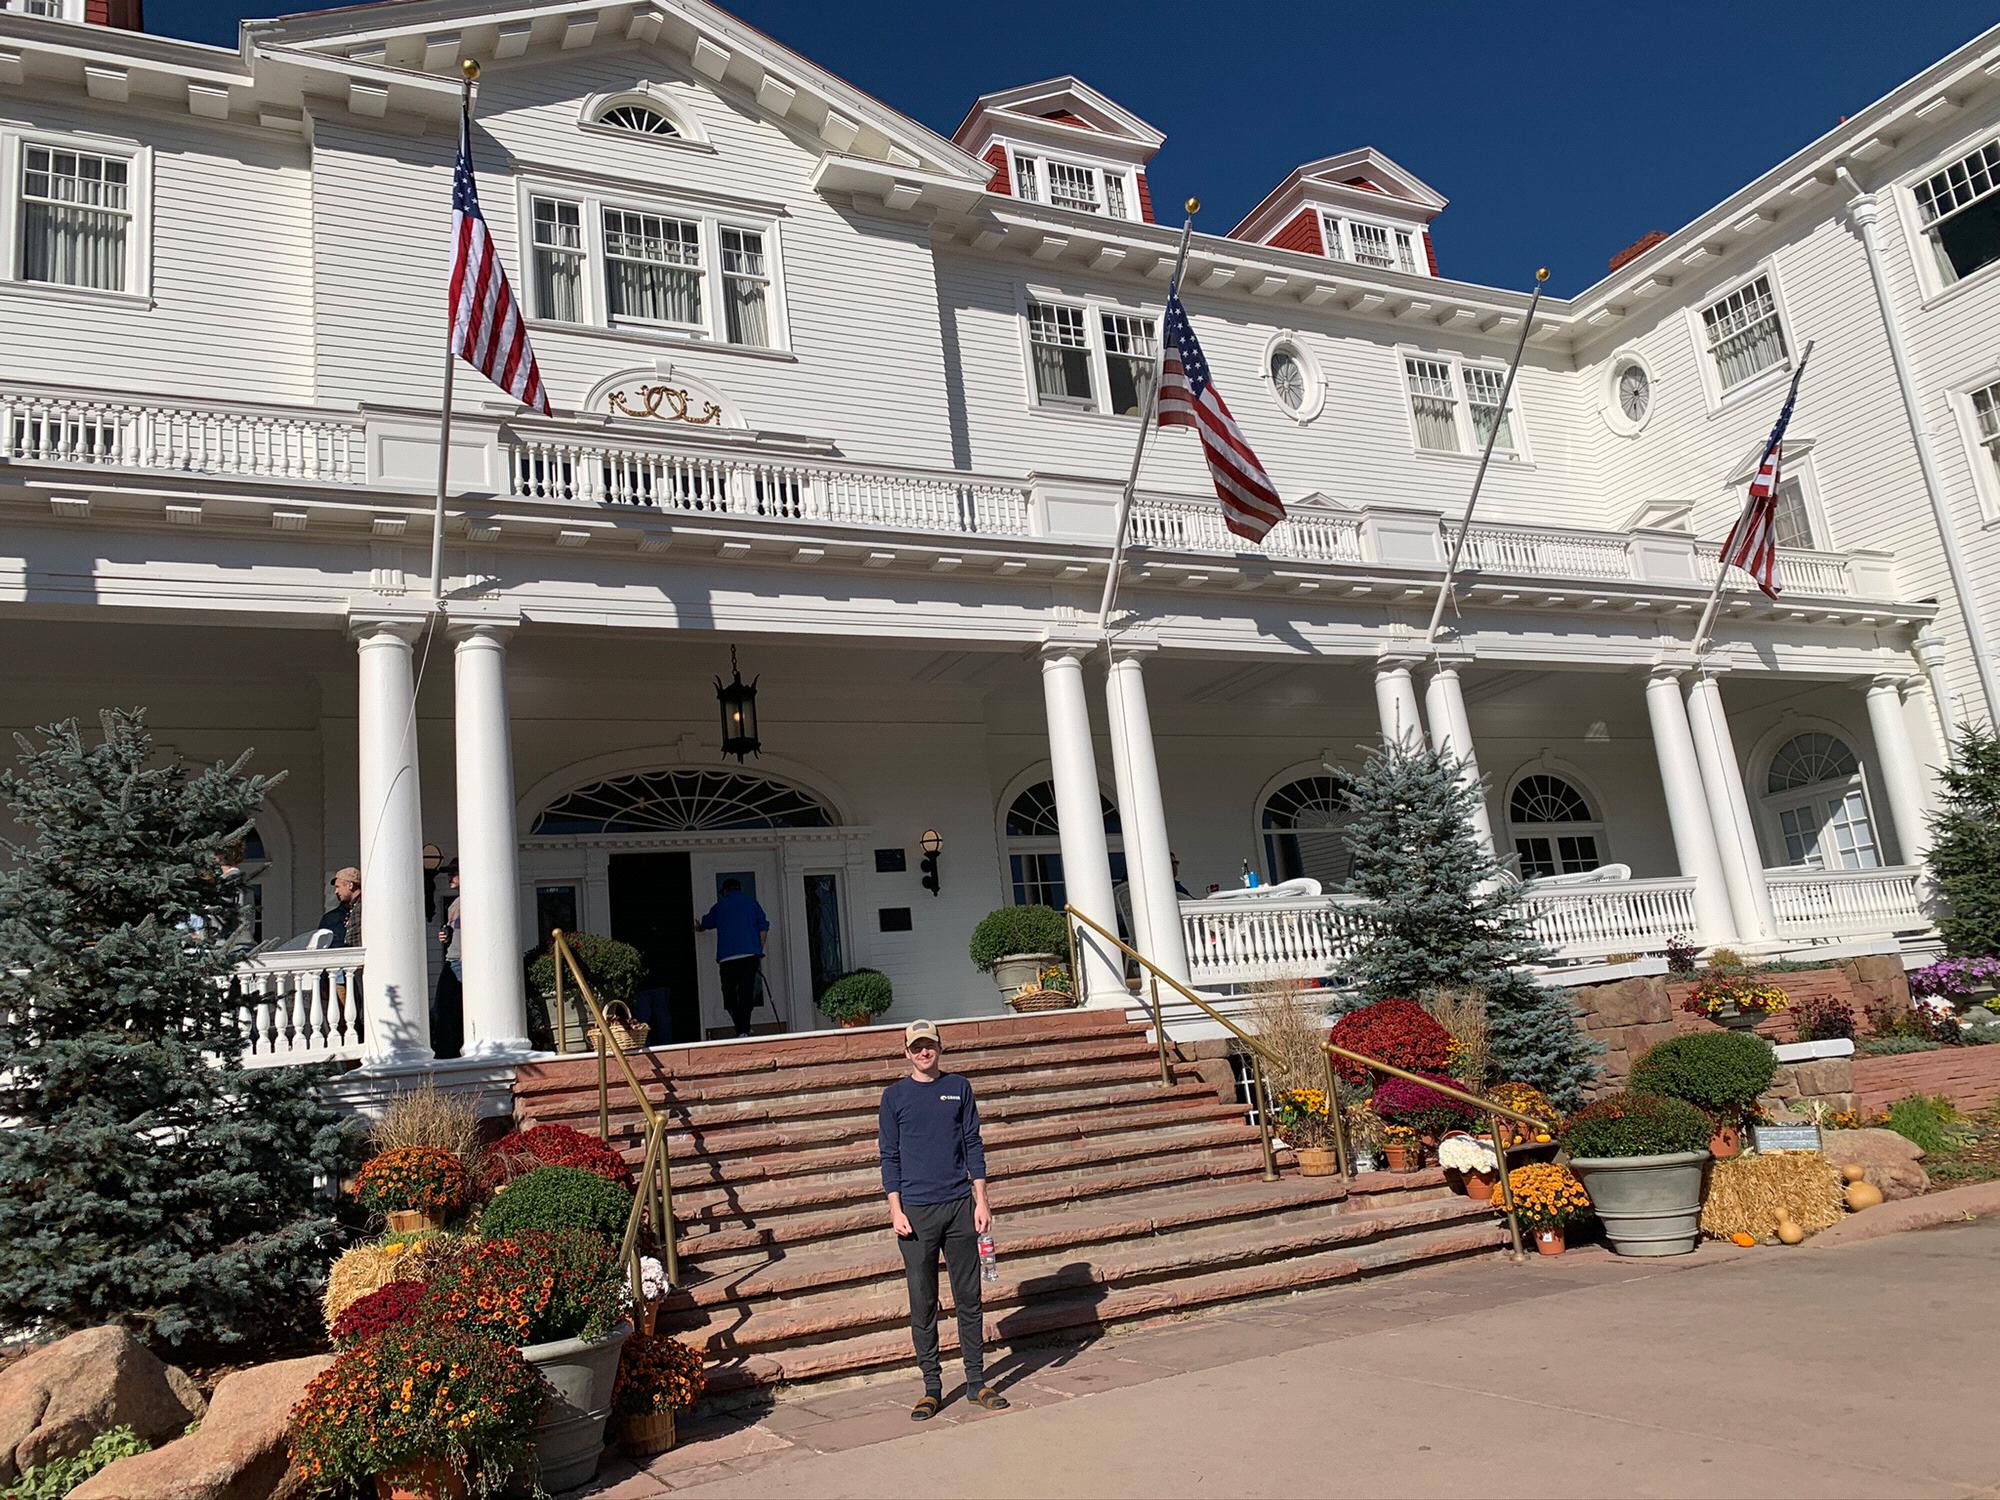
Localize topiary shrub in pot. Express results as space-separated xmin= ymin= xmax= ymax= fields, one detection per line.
xmin=526 ymin=933 xmax=645 ymax=1051
xmin=820 ymin=968 xmax=893 ymax=1028
xmin=968 ymin=905 xmax=1070 ymax=1000
xmin=1560 ymin=1091 xmax=1714 ymax=1257
xmin=1628 ymin=1030 xmax=1778 ymax=1159
xmin=480 ymin=1163 xmax=635 ymax=1242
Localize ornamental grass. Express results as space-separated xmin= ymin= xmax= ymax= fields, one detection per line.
xmin=288 ymin=1321 xmax=550 ymax=1497
xmin=1421 ymin=986 xmax=1492 ymax=1090
xmin=369 ymin=1080 xmax=485 ymax=1177
xmin=1246 ymin=980 xmax=1334 ymax=1098
xmin=353 ymin=1145 xmax=471 ymax=1219
xmin=423 ymin=1229 xmax=628 ymax=1348
xmin=1499 ymin=1162 xmax=1591 ymax=1231
xmin=1698 ymin=1152 xmax=1843 ymax=1240
xmin=612 ymin=1332 xmax=707 ymax=1419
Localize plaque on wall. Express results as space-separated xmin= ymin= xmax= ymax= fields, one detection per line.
xmin=879 ymin=907 xmax=913 ymax=933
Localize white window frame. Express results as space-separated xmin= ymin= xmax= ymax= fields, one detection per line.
xmin=1685 ymin=263 xmax=1793 ymax=411
xmin=0 ymin=127 xmax=152 ymax=304
xmin=1757 ymin=727 xmax=1884 ymax=872
xmin=1952 ymin=371 xmax=2000 ymax=524
xmin=1319 ymin=210 xmax=1430 ymax=276
xmin=1504 ymin=767 xmax=1610 ymax=881
xmin=2 ymin=0 xmax=83 ymax=17
xmin=1600 ymin=347 xmax=1656 ymax=437
xmin=1005 ymin=143 xmax=1141 ymax=223
xmin=1395 ymin=347 xmax=1530 ymax=462
xmin=1903 ymin=127 xmax=2000 ymax=301
xmin=514 ymin=178 xmax=787 ymax=352
xmin=1260 ymin=330 xmax=1325 ymax=423
xmin=1018 ymin=286 xmax=1162 ymax=418
xmin=576 ymin=87 xmax=711 ymax=151
xmin=1724 ymin=439 xmax=1832 ymax=553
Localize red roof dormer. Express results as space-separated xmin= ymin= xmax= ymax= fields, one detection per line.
xmin=953 ymin=77 xmax=1163 ymax=224
xmin=1229 ymin=148 xmax=1447 ymax=277
xmin=3 ymin=0 xmax=143 ymax=28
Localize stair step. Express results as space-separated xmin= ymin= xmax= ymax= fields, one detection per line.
xmin=691 ymin=1215 xmax=1508 ymax=1395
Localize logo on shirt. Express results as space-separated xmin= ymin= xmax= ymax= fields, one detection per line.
xmin=940 ymin=1094 xmax=961 ymax=1102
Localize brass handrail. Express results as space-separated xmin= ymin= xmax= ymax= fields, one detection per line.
xmin=547 ymin=930 xmax=680 ymax=1291
xmin=1063 ymin=905 xmax=1533 ymax=1263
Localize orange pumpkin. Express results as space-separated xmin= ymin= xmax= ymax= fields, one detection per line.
xmin=1729 ymin=1232 xmax=1758 ymax=1248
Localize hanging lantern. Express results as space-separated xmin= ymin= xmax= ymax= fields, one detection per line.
xmin=715 ymin=645 xmax=761 ymax=762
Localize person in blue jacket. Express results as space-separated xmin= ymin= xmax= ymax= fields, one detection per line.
xmin=694 ymin=877 xmax=769 ymax=1037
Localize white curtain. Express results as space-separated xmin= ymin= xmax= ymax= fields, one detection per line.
xmin=724 ymin=276 xmax=767 ymax=346
xmin=609 ymin=262 xmax=700 ymax=326
xmin=22 ymin=204 xmax=125 ymax=292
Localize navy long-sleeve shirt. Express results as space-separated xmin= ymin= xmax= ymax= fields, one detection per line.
xmin=878 ymin=1072 xmax=987 ymax=1207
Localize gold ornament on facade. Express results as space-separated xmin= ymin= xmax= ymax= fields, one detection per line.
xmin=607 ymin=383 xmax=724 ymax=425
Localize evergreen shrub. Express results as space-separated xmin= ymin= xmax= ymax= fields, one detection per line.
xmin=1628 ymin=1031 xmax=1778 ymax=1122
xmin=968 ymin=905 xmax=1068 ymax=971
xmin=1560 ymin=1091 xmax=1712 ymax=1158
xmin=478 ymin=1165 xmax=632 ymax=1241
xmin=819 ymin=968 xmax=893 ymax=1022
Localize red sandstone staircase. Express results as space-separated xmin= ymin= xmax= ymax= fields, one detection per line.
xmin=511 ymin=1011 xmax=1506 ymax=1398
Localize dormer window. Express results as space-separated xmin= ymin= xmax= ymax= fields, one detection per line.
xmin=1012 ymin=149 xmax=1135 ymax=220
xmin=1320 ymin=213 xmax=1425 ymax=275
xmin=599 ymin=104 xmax=678 ymax=138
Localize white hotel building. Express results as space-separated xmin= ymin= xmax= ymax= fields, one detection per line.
xmin=3 ymin=0 xmax=1998 ymax=1073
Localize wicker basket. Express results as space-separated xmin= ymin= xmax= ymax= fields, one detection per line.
xmin=586 ymin=1000 xmax=650 ymax=1054
xmin=1008 ymin=988 xmax=1078 ymax=1014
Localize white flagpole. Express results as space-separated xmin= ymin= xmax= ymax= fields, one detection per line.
xmin=427 ymin=59 xmax=480 ymax=607
xmin=1096 ymin=201 xmax=1201 ymax=637
xmin=1421 ymin=267 xmax=1551 ymax=651
xmin=1691 ymin=338 xmax=1814 ymax=659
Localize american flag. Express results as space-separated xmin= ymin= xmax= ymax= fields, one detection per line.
xmin=450 ymin=112 xmax=550 ymax=415
xmin=1156 ymin=285 xmax=1284 ymax=543
xmin=1718 ymin=348 xmax=1811 ymax=599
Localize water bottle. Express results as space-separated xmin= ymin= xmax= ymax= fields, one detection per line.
xmin=977 ymin=1232 xmax=998 ymax=1283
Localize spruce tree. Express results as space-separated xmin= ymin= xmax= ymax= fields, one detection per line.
xmin=1929 ymin=724 xmax=2000 ymax=957
xmin=1338 ymin=741 xmax=1600 ymax=1109
xmin=0 ymin=710 xmax=356 ymax=1351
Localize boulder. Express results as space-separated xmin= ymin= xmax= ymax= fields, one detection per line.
xmin=0 ymin=1326 xmax=206 ymax=1484
xmin=1821 ymin=1127 xmax=1930 ymax=1202
xmin=70 ymin=1355 xmax=331 ymax=1500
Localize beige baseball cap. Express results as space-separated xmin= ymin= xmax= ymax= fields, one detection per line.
xmin=903 ymin=1019 xmax=941 ymax=1049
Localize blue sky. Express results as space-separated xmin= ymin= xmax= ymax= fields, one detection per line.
xmin=150 ymin=0 xmax=1990 ymax=295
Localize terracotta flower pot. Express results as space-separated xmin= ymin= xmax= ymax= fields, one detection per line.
xmin=385 ymin=1209 xmax=443 ymax=1234
xmin=1295 ymin=1146 xmax=1339 ymax=1178
xmin=618 ymin=1408 xmax=677 ymax=1460
xmin=836 ymin=1016 xmax=869 ymax=1029
xmin=1708 ymin=1122 xmax=1742 ymax=1160
xmin=375 ymin=1461 xmax=467 ymax=1500
xmin=1383 ymin=1141 xmax=1419 ymax=1173
xmin=1464 ymin=1169 xmax=1498 ymax=1201
xmin=1533 ymin=1226 xmax=1566 ymax=1257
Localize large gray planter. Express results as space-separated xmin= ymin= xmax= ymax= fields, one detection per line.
xmin=991 ymin=952 xmax=1059 ymax=1001
xmin=520 ymin=1320 xmax=632 ymax=1490
xmin=1568 ymin=1151 xmax=1708 ymax=1257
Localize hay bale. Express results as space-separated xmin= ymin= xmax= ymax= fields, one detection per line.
xmin=1700 ymin=1152 xmax=1844 ymax=1241
xmin=320 ymin=1232 xmax=462 ymax=1329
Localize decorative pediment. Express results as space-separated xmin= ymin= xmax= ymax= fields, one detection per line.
xmin=1290 ymin=490 xmax=1355 ymax=513
xmin=952 ymin=76 xmax=1165 ymax=155
xmin=1725 ymin=432 xmax=1815 ymax=487
xmin=1622 ymin=498 xmax=1694 ymax=532
xmin=1229 ymin=147 xmax=1448 ymax=247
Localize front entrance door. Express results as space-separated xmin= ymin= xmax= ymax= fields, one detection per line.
xmin=690 ymin=849 xmax=788 ymax=1039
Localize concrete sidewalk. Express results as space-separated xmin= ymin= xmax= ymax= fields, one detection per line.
xmin=586 ymin=1216 xmax=2000 ymax=1499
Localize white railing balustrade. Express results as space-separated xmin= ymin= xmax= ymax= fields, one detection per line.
xmin=1696 ymin=541 xmax=1854 ymax=598
xmin=1130 ymin=495 xmax=1364 ymax=563
xmin=232 ymin=948 xmax=369 ymax=1068
xmin=1456 ymin=521 xmax=1635 ymax=580
xmin=1 ymin=388 xmax=365 ymax=484
xmin=507 ymin=437 xmax=1032 ymax=539
xmin=1767 ymin=865 xmax=1929 ymax=937
xmin=1519 ymin=877 xmax=1700 ymax=963
xmin=1181 ymin=896 xmax=1372 ymax=988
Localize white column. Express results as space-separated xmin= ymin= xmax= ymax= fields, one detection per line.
xmin=1041 ymin=647 xmax=1125 ymax=1008
xmin=1373 ymin=660 xmax=1425 ymax=748
xmin=1424 ymin=664 xmax=1496 ymax=857
xmin=1865 ymin=675 xmax=1930 ymax=868
xmin=452 ymin=620 xmax=530 ymax=1057
xmin=1106 ymin=651 xmax=1192 ymax=988
xmin=353 ymin=614 xmax=432 ymax=1063
xmin=1684 ymin=670 xmax=1774 ymax=940
xmin=1644 ymin=667 xmax=1736 ymax=944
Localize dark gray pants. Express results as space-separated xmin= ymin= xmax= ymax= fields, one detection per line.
xmin=897 ymin=1194 xmax=983 ymax=1394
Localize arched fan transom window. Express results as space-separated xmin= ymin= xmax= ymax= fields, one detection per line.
xmin=1763 ymin=732 xmax=1879 ymax=870
xmin=1259 ymin=775 xmax=1354 ymax=887
xmin=1002 ymin=780 xmax=1123 ymax=908
xmin=1507 ymin=773 xmax=1604 ymax=879
xmin=598 ymin=103 xmax=679 ymax=138
xmin=533 ymin=770 xmax=834 ymax=836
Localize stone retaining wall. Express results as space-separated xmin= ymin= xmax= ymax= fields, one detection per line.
xmin=1854 ymin=1046 xmax=2000 ymax=1113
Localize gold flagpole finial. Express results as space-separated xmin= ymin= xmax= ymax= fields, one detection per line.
xmin=1534 ymin=266 xmax=1550 ymax=283
xmin=460 ymin=58 xmax=481 ymax=81
xmin=1185 ymin=197 xmax=1201 ymax=215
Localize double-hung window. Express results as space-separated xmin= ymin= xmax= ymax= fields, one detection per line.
xmin=1099 ymin=310 xmax=1157 ymax=416
xmin=1700 ymin=274 xmax=1788 ymax=392
xmin=1026 ymin=297 xmax=1159 ymax=416
xmin=4 ymin=0 xmax=70 ymax=15
xmin=522 ymin=186 xmax=782 ymax=349
xmin=1028 ymin=300 xmax=1093 ymax=405
xmin=19 ymin=144 xmax=130 ymax=292
xmin=1348 ymin=220 xmax=1394 ymax=269
xmin=1403 ymin=354 xmax=1523 ymax=457
xmin=1321 ymin=214 xmax=1426 ymax=275
xmin=1971 ymin=381 xmax=2000 ymax=495
xmin=1914 ymin=136 xmax=2000 ymax=289
xmin=1010 ymin=150 xmax=1135 ymax=221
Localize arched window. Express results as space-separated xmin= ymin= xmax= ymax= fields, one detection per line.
xmin=533 ymin=769 xmax=835 ymax=835
xmin=598 ymin=103 xmax=679 ymax=138
xmin=1764 ymin=732 xmax=1879 ymax=869
xmin=1507 ymin=772 xmax=1604 ymax=879
xmin=1002 ymin=780 xmax=1123 ymax=908
xmin=1259 ymin=775 xmax=1353 ymax=886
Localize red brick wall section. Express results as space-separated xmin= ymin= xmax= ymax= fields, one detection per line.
xmin=1854 ymin=1046 xmax=2000 ymax=1113
xmin=1267 ymin=207 xmax=1323 ymax=255
xmin=1425 ymin=232 xmax=1439 ymax=277
xmin=1136 ymin=172 xmax=1155 ymax=224
xmin=1608 ymin=229 xmax=1668 ymax=273
xmin=982 ymin=144 xmax=1011 ymax=198
xmin=87 ymin=0 xmax=144 ymax=28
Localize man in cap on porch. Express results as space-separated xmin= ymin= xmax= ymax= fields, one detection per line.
xmin=879 ymin=1018 xmax=1008 ymax=1420
xmin=694 ymin=877 xmax=769 ymax=1037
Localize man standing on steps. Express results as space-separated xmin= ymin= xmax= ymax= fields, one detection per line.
xmin=879 ymin=1019 xmax=1010 ymax=1420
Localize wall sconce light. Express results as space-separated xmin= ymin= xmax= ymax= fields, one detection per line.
xmin=715 ymin=645 xmax=761 ymax=763
xmin=919 ymin=828 xmax=942 ymax=897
